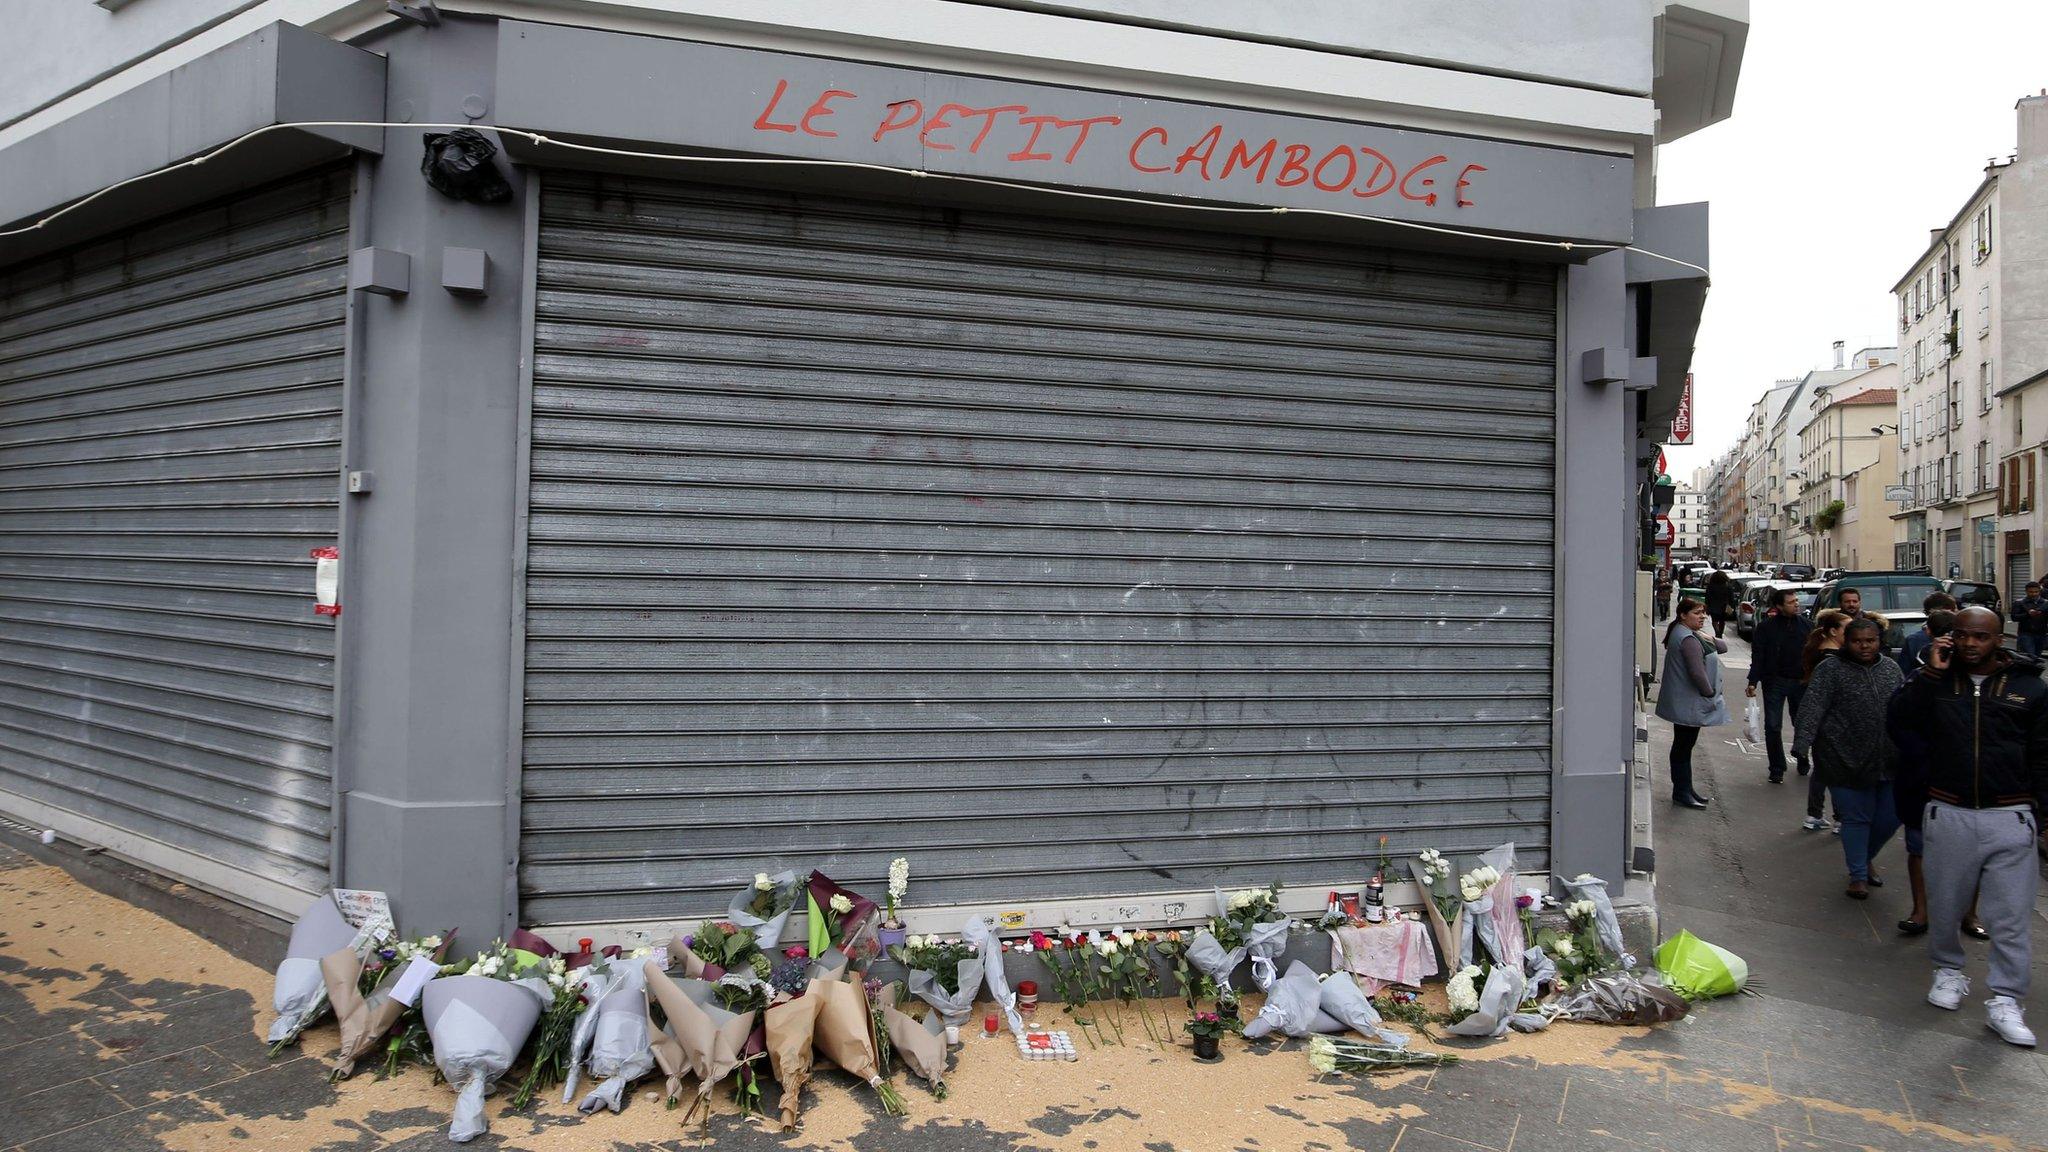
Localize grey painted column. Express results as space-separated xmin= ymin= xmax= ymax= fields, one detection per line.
xmin=335 ymin=18 xmax=527 ymax=944
xmin=1552 ymin=251 xmax=1633 ymax=886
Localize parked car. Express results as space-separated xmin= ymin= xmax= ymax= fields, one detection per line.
xmin=1813 ymin=572 xmax=1945 ymax=613
xmin=1943 ymin=579 xmax=2002 ymax=613
xmin=1819 ymin=567 xmax=1846 ymax=582
xmin=1736 ymin=581 xmax=1824 ymax=639
xmin=1773 ymin=563 xmax=1818 ymax=581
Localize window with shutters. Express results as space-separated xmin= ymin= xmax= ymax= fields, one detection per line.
xmin=1982 ymin=361 xmax=1994 ymax=412
xmin=1979 ymin=284 xmax=1992 ymax=336
xmin=1977 ymin=440 xmax=1990 ymax=492
xmin=2029 ymin=453 xmax=2038 ymax=513
xmin=2018 ymin=393 xmax=2026 ymax=447
xmin=1950 ymin=381 xmax=1963 ymax=429
xmin=2002 ymin=459 xmax=2013 ymax=515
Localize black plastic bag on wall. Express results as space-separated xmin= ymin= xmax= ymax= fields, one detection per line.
xmin=421 ymin=129 xmax=513 ymax=204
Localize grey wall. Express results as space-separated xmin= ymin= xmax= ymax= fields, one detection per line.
xmin=334 ymin=17 xmax=527 ymax=945
xmin=1552 ymin=252 xmax=1634 ymax=886
xmin=0 ymin=0 xmax=257 ymax=128
xmin=951 ymin=0 xmax=1657 ymax=93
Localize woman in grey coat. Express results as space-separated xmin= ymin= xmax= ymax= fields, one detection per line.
xmin=1656 ymin=598 xmax=1730 ymax=809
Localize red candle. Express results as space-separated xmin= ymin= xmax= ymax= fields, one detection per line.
xmin=983 ymin=1014 xmax=1000 ymax=1037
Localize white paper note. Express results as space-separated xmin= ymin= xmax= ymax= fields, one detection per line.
xmin=390 ymin=955 xmax=441 ymax=1008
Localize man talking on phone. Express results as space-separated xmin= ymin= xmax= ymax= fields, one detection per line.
xmin=1887 ymin=606 xmax=2048 ymax=1046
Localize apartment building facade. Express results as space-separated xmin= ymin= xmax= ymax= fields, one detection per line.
xmin=1894 ymin=94 xmax=2048 ymax=586
xmin=1791 ymin=372 xmax=1900 ymax=571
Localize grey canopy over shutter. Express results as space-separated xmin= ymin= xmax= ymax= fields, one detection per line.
xmin=522 ymin=173 xmax=1556 ymax=925
xmin=0 ymin=170 xmax=349 ymax=914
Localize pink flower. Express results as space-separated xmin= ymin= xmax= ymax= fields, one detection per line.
xmin=783 ymin=945 xmax=809 ymax=960
xmin=1515 ymin=894 xmax=1536 ymax=910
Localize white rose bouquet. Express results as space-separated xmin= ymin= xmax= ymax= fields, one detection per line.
xmin=420 ymin=943 xmax=553 ymax=1142
xmin=1188 ymin=884 xmax=1292 ymax=993
xmin=903 ymin=931 xmax=984 ymax=1041
xmin=728 ymin=870 xmax=802 ymax=950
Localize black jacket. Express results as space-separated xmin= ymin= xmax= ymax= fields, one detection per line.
xmin=2016 ymin=595 xmax=2048 ymax=637
xmin=1886 ymin=651 xmax=2048 ymax=814
xmin=1748 ymin=612 xmax=1811 ymax=684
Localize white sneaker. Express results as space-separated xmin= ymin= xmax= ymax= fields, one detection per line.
xmin=1928 ymin=968 xmax=1970 ymax=1010
xmin=1801 ymin=815 xmax=1830 ymax=831
xmin=1986 ymin=997 xmax=2037 ymax=1047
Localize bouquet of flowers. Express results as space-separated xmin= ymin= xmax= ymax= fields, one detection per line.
xmin=420 ymin=943 xmax=553 ymax=1142
xmin=643 ymin=963 xmax=762 ymax=1127
xmin=680 ymin=920 xmax=774 ymax=982
xmin=877 ymin=980 xmax=948 ymax=1100
xmin=963 ymin=915 xmax=1025 ymax=1034
xmin=903 ymin=933 xmax=984 ymax=1041
xmin=728 ymin=870 xmax=802 ymax=951
xmin=323 ymin=931 xmax=451 ymax=1079
xmin=505 ymin=955 xmax=582 ymax=1109
xmin=1036 ymin=931 xmax=1107 ymax=1049
xmin=564 ymin=951 xmax=659 ymax=1113
xmin=809 ymin=963 xmax=906 ymax=1115
xmin=804 ymin=871 xmax=879 ymax=961
xmin=884 ymin=857 xmax=910 ymax=928
xmin=1309 ymin=969 xmax=1410 ymax=1047
xmin=1242 ymin=961 xmax=1325 ymax=1039
xmin=1552 ymin=970 xmax=1690 ymax=1025
xmin=763 ymin=979 xmax=823 ymax=1129
xmin=1306 ymin=1035 xmax=1458 ymax=1077
xmin=1537 ymin=898 xmax=1612 ymax=985
xmin=1458 ymin=843 xmax=1524 ymax=971
xmin=1097 ymin=929 xmax=1165 ymax=1043
xmin=1442 ymin=963 xmax=1549 ymax=1039
xmin=1560 ymin=872 xmax=1628 ymax=965
xmin=1188 ymin=885 xmax=1292 ymax=993
xmin=267 ymin=889 xmax=393 ymax=1052
xmin=1409 ymin=850 xmax=1464 ymax=974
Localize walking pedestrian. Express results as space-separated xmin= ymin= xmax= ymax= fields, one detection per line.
xmin=1886 ymin=605 xmax=2048 ymax=1047
xmin=1797 ymin=610 xmax=1850 ymax=831
xmin=1656 ymin=598 xmax=1730 ymax=809
xmin=1655 ymin=572 xmax=1673 ymax=622
xmin=2015 ymin=582 xmax=2048 ymax=659
xmin=1896 ymin=592 xmax=1959 ymax=674
xmin=1704 ymin=572 xmax=1737 ymax=639
xmin=1793 ymin=618 xmax=1905 ymax=899
xmin=1746 ymin=586 xmax=1812 ymax=783
xmin=1890 ymin=610 xmax=1990 ymax=939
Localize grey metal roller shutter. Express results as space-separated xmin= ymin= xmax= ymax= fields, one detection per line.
xmin=523 ymin=173 xmax=1555 ymax=925
xmin=0 ymin=169 xmax=349 ymax=913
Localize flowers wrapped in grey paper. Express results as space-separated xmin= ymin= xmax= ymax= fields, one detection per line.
xmin=1443 ymin=965 xmax=1550 ymax=1039
xmin=268 ymin=894 xmax=359 ymax=1044
xmin=962 ymin=916 xmax=1022 ymax=1033
xmin=1553 ymin=971 xmax=1689 ymax=1025
xmin=727 ymin=870 xmax=802 ymax=951
xmin=267 ymin=891 xmax=392 ymax=1046
xmin=1309 ymin=970 xmax=1409 ymax=1047
xmin=1459 ymin=844 xmax=1524 ymax=970
xmin=907 ymin=937 xmax=985 ymax=1030
xmin=564 ymin=961 xmax=656 ymax=1113
xmin=1188 ymin=888 xmax=1292 ymax=992
xmin=1521 ymin=946 xmax=1559 ymax=998
xmin=1242 ymin=961 xmax=1324 ymax=1039
xmin=1560 ymin=872 xmax=1627 ymax=963
xmin=421 ymin=973 xmax=550 ymax=1142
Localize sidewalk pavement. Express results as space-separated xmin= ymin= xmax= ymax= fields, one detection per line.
xmin=4 ymin=694 xmax=2048 ymax=1152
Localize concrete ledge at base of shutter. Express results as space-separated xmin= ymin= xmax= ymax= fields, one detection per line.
xmin=0 ymin=823 xmax=289 ymax=969
xmin=0 ymin=21 xmax=384 ymax=266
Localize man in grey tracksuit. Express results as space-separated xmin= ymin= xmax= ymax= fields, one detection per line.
xmin=1887 ymin=605 xmax=2048 ymax=1047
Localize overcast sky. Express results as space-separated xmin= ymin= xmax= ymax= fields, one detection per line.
xmin=1656 ymin=0 xmax=2048 ymax=484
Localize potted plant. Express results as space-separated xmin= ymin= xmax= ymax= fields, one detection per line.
xmin=877 ymin=857 xmax=910 ymax=949
xmin=1183 ymin=1010 xmax=1237 ymax=1062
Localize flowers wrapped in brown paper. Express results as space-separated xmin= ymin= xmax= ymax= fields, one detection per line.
xmin=878 ymin=981 xmax=947 ymax=1100
xmin=323 ymin=934 xmax=452 ymax=1079
xmin=643 ymin=961 xmax=758 ymax=1125
xmin=764 ymin=987 xmax=823 ymax=1129
xmin=810 ymin=972 xmax=906 ymax=1114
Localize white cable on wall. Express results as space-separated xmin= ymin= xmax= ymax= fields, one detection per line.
xmin=0 ymin=118 xmax=1711 ymax=278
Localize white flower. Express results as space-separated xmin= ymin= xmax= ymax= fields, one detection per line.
xmin=1446 ymin=969 xmax=1480 ymax=1015
xmin=1098 ymin=939 xmax=1120 ymax=955
xmin=887 ymin=857 xmax=910 ymax=902
xmin=1117 ymin=931 xmax=1136 ymax=948
xmin=755 ymin=872 xmax=773 ymax=891
xmin=1551 ymin=938 xmax=1576 ymax=959
xmin=1568 ymin=900 xmax=1598 ymax=922
xmin=627 ymin=947 xmax=652 ymax=960
xmin=549 ymin=957 xmax=567 ymax=974
xmin=1458 ymin=965 xmax=1482 ymax=978
xmin=1307 ymin=1038 xmax=1338 ymax=1074
xmin=422 ymin=935 xmax=443 ymax=950
xmin=1573 ymin=873 xmax=1599 ymax=885
xmin=829 ymin=893 xmax=853 ymax=915
xmin=548 ymin=972 xmax=566 ymax=988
